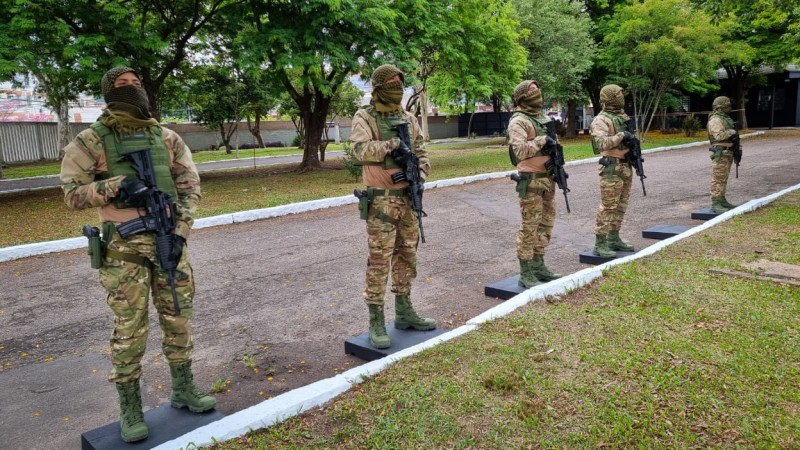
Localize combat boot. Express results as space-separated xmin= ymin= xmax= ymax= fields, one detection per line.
xmin=720 ymin=197 xmax=738 ymax=209
xmin=169 ymin=361 xmax=217 ymax=413
xmin=710 ymin=197 xmax=728 ymax=213
xmin=607 ymin=231 xmax=634 ymax=251
xmin=395 ymin=295 xmax=437 ymax=331
xmin=116 ymin=379 xmax=149 ymax=443
xmin=531 ymin=254 xmax=562 ymax=281
xmin=518 ymin=259 xmax=541 ymax=288
xmin=368 ymin=304 xmax=391 ymax=349
xmin=593 ymin=234 xmax=616 ymax=258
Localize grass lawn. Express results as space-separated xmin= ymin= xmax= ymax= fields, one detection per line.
xmin=210 ymin=190 xmax=800 ymax=449
xmin=0 ymin=134 xmax=705 ymax=247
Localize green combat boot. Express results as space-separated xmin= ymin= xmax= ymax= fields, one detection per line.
xmin=169 ymin=361 xmax=217 ymax=413
xmin=710 ymin=197 xmax=729 ymax=213
xmin=368 ymin=304 xmax=391 ymax=349
xmin=720 ymin=197 xmax=738 ymax=209
xmin=593 ymin=234 xmax=616 ymax=258
xmin=395 ymin=295 xmax=437 ymax=331
xmin=116 ymin=379 xmax=149 ymax=443
xmin=531 ymin=254 xmax=562 ymax=281
xmin=607 ymin=230 xmax=634 ymax=252
xmin=518 ymin=259 xmax=541 ymax=288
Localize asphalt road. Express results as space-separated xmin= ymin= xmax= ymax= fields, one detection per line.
xmin=1 ymin=131 xmax=798 ymax=450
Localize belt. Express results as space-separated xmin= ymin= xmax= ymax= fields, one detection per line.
xmin=711 ymin=145 xmax=732 ymax=150
xmin=519 ymin=172 xmax=551 ymax=179
xmin=106 ymin=248 xmax=152 ymax=267
xmin=601 ymin=156 xmax=630 ymax=164
xmin=368 ymin=188 xmax=406 ymax=197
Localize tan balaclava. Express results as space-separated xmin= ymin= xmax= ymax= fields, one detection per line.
xmin=712 ymin=96 xmax=732 ymax=115
xmin=513 ymin=80 xmax=543 ymax=116
xmin=101 ymin=66 xmax=152 ymax=120
xmin=371 ymin=64 xmax=405 ymax=113
xmin=600 ymin=84 xmax=628 ymax=119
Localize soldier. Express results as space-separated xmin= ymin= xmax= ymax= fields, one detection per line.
xmin=349 ymin=64 xmax=436 ymax=349
xmin=707 ymin=96 xmax=740 ymax=213
xmin=507 ymin=80 xmax=561 ymax=288
xmin=590 ymin=84 xmax=636 ymax=258
xmin=60 ymin=67 xmax=215 ymax=442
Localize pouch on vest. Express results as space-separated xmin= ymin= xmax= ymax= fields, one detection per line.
xmin=508 ymin=144 xmax=518 ymax=166
xmin=591 ymin=138 xmax=601 ymax=155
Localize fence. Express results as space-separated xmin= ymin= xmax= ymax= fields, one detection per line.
xmin=0 ymin=115 xmax=461 ymax=165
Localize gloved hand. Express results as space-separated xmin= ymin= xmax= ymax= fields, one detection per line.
xmin=118 ymin=176 xmax=149 ymax=206
xmin=390 ymin=139 xmax=412 ymax=166
xmin=622 ymin=131 xmax=637 ymax=147
xmin=391 ymin=171 xmax=407 ymax=184
xmin=170 ymin=235 xmax=185 ymax=264
xmin=543 ymin=136 xmax=558 ymax=154
xmin=730 ymin=133 xmax=740 ymax=146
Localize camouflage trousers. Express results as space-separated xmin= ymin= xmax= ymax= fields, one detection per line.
xmin=363 ymin=195 xmax=419 ymax=305
xmin=99 ymin=230 xmax=195 ymax=383
xmin=710 ymin=148 xmax=733 ymax=198
xmin=517 ymin=177 xmax=556 ymax=260
xmin=594 ymin=161 xmax=633 ymax=235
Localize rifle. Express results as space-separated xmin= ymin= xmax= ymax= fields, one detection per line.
xmin=116 ymin=148 xmax=182 ymax=315
xmin=543 ymin=120 xmax=571 ymax=213
xmin=623 ymin=118 xmax=647 ymax=196
xmin=393 ymin=123 xmax=427 ymax=244
xmin=731 ymin=121 xmax=742 ymax=178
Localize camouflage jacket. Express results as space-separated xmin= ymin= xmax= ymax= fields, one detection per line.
xmin=60 ymin=125 xmax=201 ymax=239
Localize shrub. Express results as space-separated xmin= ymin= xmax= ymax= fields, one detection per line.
xmin=341 ymin=141 xmax=361 ymax=181
xmin=682 ymin=114 xmax=702 ymax=137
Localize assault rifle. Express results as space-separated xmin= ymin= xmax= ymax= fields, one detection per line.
xmin=543 ymin=120 xmax=571 ymax=213
xmin=116 ymin=148 xmax=182 ymax=314
xmin=623 ymin=118 xmax=647 ymax=196
xmin=731 ymin=121 xmax=742 ymax=178
xmin=394 ymin=123 xmax=427 ymax=244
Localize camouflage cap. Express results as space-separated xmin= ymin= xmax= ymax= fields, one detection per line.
xmin=599 ymin=84 xmax=623 ymax=104
xmin=101 ymin=66 xmax=139 ymax=96
xmin=513 ymin=80 xmax=538 ymax=104
xmin=371 ymin=64 xmax=404 ymax=88
xmin=712 ymin=96 xmax=731 ymax=109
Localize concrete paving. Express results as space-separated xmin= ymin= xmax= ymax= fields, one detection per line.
xmin=0 ymin=131 xmax=798 ymax=449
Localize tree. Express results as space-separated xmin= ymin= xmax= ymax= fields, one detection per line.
xmin=512 ymin=0 xmax=596 ymax=137
xmin=190 ymin=65 xmax=246 ymax=152
xmin=427 ymin=0 xmax=527 ymax=136
xmin=239 ymin=0 xmax=409 ymax=171
xmin=602 ymin=0 xmax=723 ymax=137
xmin=321 ymin=78 xmax=362 ymax=160
xmin=691 ymin=0 xmax=800 ymax=127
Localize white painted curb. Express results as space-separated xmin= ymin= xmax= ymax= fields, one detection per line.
xmin=155 ymin=179 xmax=799 ymax=450
xmin=2 ymin=135 xmax=749 ymax=264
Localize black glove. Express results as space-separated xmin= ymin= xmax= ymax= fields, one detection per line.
xmin=543 ymin=136 xmax=557 ymax=155
xmin=118 ymin=176 xmax=149 ymax=206
xmin=170 ymin=235 xmax=185 ymax=264
xmin=622 ymin=131 xmax=638 ymax=147
xmin=390 ymin=140 xmax=412 ymax=166
xmin=730 ymin=133 xmax=740 ymax=146
xmin=391 ymin=171 xmax=407 ymax=183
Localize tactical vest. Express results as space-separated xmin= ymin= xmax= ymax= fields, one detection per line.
xmin=354 ymin=105 xmax=407 ymax=169
xmin=599 ymin=111 xmax=630 ymax=150
xmin=707 ymin=112 xmax=735 ymax=145
xmin=90 ymin=122 xmax=177 ymax=209
xmin=509 ymin=112 xmax=550 ymax=165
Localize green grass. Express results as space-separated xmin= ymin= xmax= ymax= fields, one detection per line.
xmin=0 ymin=134 xmax=705 ymax=247
xmin=211 ymin=191 xmax=800 ymax=449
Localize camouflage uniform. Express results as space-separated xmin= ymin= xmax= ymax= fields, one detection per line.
xmin=60 ymin=75 xmax=201 ymax=384
xmin=350 ymin=103 xmax=429 ymax=305
xmin=591 ymin=85 xmax=633 ymax=237
xmin=350 ymin=64 xmax=435 ymax=349
xmin=707 ymin=96 xmax=738 ymax=211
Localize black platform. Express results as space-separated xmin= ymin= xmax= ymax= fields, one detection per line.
xmin=579 ymin=249 xmax=636 ymax=265
xmin=484 ymin=275 xmax=526 ymax=300
xmin=691 ymin=207 xmax=720 ymax=220
xmin=81 ymin=403 xmax=224 ymax=450
xmin=642 ymin=224 xmax=692 ymax=240
xmin=345 ymin=324 xmax=448 ymax=361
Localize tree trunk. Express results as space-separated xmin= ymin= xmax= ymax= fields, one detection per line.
xmin=491 ymin=93 xmax=502 ymax=113
xmin=467 ymin=110 xmax=476 ymax=138
xmin=219 ymin=125 xmax=232 ymax=153
xmin=56 ymin=101 xmax=71 ymax=159
xmin=565 ymin=100 xmax=578 ymax=138
xmin=728 ymin=66 xmax=749 ymax=129
xmin=420 ymin=89 xmax=430 ymax=142
xmin=247 ymin=115 xmax=265 ymax=148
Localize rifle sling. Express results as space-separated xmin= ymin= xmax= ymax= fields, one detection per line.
xmin=106 ymin=248 xmax=152 ymax=267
